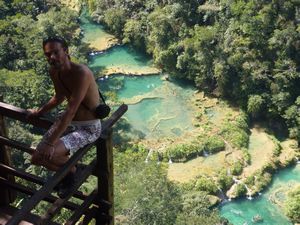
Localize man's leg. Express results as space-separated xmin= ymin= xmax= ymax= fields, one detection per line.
xmin=31 ymin=140 xmax=78 ymax=198
xmin=31 ymin=140 xmax=75 ymax=172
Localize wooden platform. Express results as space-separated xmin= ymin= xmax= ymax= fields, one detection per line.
xmin=0 ymin=100 xmax=128 ymax=225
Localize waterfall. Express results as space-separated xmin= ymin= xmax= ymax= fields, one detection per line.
xmin=227 ymin=168 xmax=231 ymax=176
xmin=232 ymin=177 xmax=253 ymax=200
xmin=244 ymin=184 xmax=253 ymax=200
xmin=145 ymin=148 xmax=153 ymax=163
xmin=203 ymin=150 xmax=209 ymax=157
xmin=217 ymin=187 xmax=228 ymax=202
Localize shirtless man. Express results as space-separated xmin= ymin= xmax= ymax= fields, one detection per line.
xmin=27 ymin=37 xmax=102 ymax=197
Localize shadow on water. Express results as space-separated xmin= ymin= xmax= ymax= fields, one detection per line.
xmin=168 ymin=76 xmax=196 ymax=89
xmin=112 ymin=118 xmax=146 ymax=148
xmin=97 ymin=75 xmax=125 ymax=92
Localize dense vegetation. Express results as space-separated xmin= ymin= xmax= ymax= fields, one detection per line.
xmin=114 ymin=145 xmax=229 ymax=225
xmin=284 ymin=185 xmax=300 ymax=223
xmin=87 ymin=0 xmax=300 ymax=144
xmin=0 ymin=1 xmax=231 ymax=224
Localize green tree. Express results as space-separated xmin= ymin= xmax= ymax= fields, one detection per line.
xmin=284 ymin=185 xmax=300 ymax=223
xmin=103 ymin=8 xmax=126 ymax=37
xmin=115 ymin=148 xmax=181 ymax=225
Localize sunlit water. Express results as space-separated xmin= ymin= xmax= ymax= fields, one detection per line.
xmin=99 ymin=75 xmax=196 ymax=138
xmin=80 ymin=12 xmax=196 ymax=139
xmin=89 ymin=45 xmax=154 ymax=72
xmin=80 ymin=11 xmax=299 ymax=224
xmin=220 ymin=164 xmax=300 ymax=225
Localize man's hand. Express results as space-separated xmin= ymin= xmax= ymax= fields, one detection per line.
xmin=26 ymin=109 xmax=42 ymax=120
xmin=36 ymin=141 xmax=55 ymax=161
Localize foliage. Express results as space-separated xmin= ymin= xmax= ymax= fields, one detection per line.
xmin=252 ymin=171 xmax=272 ymax=192
xmin=241 ymin=147 xmax=251 ymax=165
xmin=284 ymin=185 xmax=300 ymax=223
xmin=235 ymin=183 xmax=247 ymax=197
xmin=87 ymin=0 xmax=300 ymax=143
xmin=230 ymin=161 xmax=243 ymax=176
xmin=165 ymin=142 xmax=203 ymax=162
xmin=216 ymin=169 xmax=233 ymax=191
xmin=204 ymin=135 xmax=225 ymax=154
xmin=195 ymin=176 xmax=218 ymax=195
xmin=164 ymin=135 xmax=226 ymax=162
xmin=114 ymin=146 xmax=181 ymax=225
xmin=175 ymin=191 xmax=229 ymax=225
xmin=175 ymin=211 xmax=230 ymax=225
xmin=103 ymin=8 xmax=126 ymax=37
xmin=220 ymin=122 xmax=249 ymax=149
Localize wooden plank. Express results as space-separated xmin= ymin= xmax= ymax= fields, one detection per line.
xmin=0 ymin=135 xmax=34 ymax=154
xmin=0 ymin=205 xmax=59 ymax=225
xmin=0 ymin=95 xmax=16 ymax=206
xmin=65 ymin=189 xmax=98 ymax=225
xmin=0 ymin=163 xmax=87 ymax=201
xmin=0 ymin=177 xmax=79 ymax=211
xmin=101 ymin=104 xmax=128 ymax=134
xmin=40 ymin=160 xmax=97 ymax=224
xmin=81 ymin=207 xmax=97 ymax=225
xmin=0 ymin=101 xmax=52 ymax=129
xmin=0 ymin=102 xmax=128 ymax=132
xmin=96 ymin=130 xmax=114 ymax=225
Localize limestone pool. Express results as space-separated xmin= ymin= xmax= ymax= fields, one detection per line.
xmin=81 ymin=12 xmax=299 ymax=225
xmin=220 ymin=164 xmax=299 ymax=225
xmin=97 ymin=73 xmax=196 ymax=139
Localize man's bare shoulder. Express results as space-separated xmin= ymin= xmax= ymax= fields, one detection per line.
xmin=72 ymin=63 xmax=93 ymax=77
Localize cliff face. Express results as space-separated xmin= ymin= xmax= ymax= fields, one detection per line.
xmin=59 ymin=0 xmax=81 ymax=12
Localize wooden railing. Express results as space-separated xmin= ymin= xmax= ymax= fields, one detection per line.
xmin=0 ymin=99 xmax=127 ymax=225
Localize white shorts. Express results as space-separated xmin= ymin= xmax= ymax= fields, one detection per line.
xmin=43 ymin=119 xmax=102 ymax=155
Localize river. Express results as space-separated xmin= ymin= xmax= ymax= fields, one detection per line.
xmin=80 ymin=11 xmax=300 ymax=225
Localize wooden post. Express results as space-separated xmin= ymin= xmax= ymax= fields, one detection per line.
xmin=0 ymin=96 xmax=16 ymax=206
xmin=96 ymin=129 xmax=114 ymax=225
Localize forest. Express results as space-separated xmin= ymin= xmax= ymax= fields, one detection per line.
xmin=87 ymin=0 xmax=300 ymax=143
xmin=0 ymin=0 xmax=299 ymax=224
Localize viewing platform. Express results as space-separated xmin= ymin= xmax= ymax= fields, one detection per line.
xmin=0 ymin=98 xmax=127 ymax=225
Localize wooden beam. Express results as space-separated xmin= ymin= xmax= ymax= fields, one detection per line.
xmin=0 ymin=177 xmax=79 ymax=211
xmin=0 ymin=101 xmax=53 ymax=129
xmin=0 ymin=205 xmax=59 ymax=225
xmin=81 ymin=207 xmax=97 ymax=225
xmin=96 ymin=130 xmax=114 ymax=225
xmin=101 ymin=104 xmax=128 ymax=133
xmin=65 ymin=189 xmax=98 ymax=225
xmin=40 ymin=160 xmax=97 ymax=224
xmin=0 ymin=163 xmax=87 ymax=201
xmin=0 ymin=135 xmax=34 ymax=154
xmin=0 ymin=96 xmax=16 ymax=206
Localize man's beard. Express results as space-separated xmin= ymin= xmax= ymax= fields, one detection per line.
xmin=49 ymin=61 xmax=62 ymax=69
